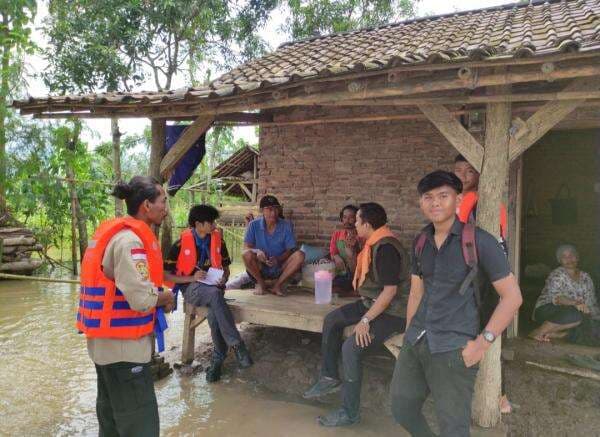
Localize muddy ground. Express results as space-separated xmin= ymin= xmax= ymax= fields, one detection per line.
xmin=177 ymin=324 xmax=600 ymax=437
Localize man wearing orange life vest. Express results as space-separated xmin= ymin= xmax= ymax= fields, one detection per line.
xmin=78 ymin=176 xmax=174 ymax=437
xmin=454 ymin=154 xmax=508 ymax=244
xmin=164 ymin=204 xmax=253 ymax=383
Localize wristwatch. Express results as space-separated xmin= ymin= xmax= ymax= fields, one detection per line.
xmin=361 ymin=316 xmax=370 ymax=325
xmin=481 ymin=330 xmax=496 ymax=343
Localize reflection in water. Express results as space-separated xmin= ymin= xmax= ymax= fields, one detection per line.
xmin=0 ymin=279 xmax=399 ymax=437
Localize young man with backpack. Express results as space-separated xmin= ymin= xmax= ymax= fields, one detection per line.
xmin=391 ymin=170 xmax=522 ymax=437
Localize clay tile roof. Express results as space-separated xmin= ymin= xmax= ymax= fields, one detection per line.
xmin=218 ymin=0 xmax=600 ymax=87
xmin=12 ymin=0 xmax=600 ymax=112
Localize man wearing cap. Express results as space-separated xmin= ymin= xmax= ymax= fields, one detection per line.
xmin=242 ymin=195 xmax=304 ymax=296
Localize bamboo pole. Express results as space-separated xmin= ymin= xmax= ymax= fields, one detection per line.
xmin=526 ymin=361 xmax=600 ymax=382
xmin=0 ymin=272 xmax=80 ymax=284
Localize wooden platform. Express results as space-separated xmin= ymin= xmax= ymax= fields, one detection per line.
xmin=181 ymin=288 xmax=404 ymax=364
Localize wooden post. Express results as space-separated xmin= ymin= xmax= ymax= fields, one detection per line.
xmin=149 ymin=118 xmax=173 ymax=258
xmin=150 ymin=118 xmax=166 ymax=239
xmin=507 ymin=156 xmax=523 ymax=338
xmin=472 ymin=84 xmax=511 ymax=428
xmin=150 ymin=119 xmax=166 ymax=183
xmin=252 ymin=154 xmax=258 ymax=203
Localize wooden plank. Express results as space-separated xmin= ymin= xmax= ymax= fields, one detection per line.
xmin=509 ymin=76 xmax=600 ymax=161
xmin=238 ymin=182 xmax=253 ymax=199
xmin=159 ymin=115 xmax=214 ymax=179
xmin=319 ymin=91 xmax=600 ymax=108
xmin=472 ymin=84 xmax=512 ymax=428
xmin=182 ymin=306 xmax=198 ymax=364
xmin=418 ymin=104 xmax=484 ymax=171
xmin=526 ymin=361 xmax=600 ymax=382
xmin=507 ymin=157 xmax=523 ymax=338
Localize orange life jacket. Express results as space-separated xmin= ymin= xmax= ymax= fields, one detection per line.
xmin=76 ymin=217 xmax=163 ymax=340
xmin=164 ymin=228 xmax=222 ymax=289
xmin=458 ymin=191 xmax=507 ymax=239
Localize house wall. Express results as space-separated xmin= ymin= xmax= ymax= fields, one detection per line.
xmin=258 ymin=106 xmax=458 ymax=249
xmin=521 ymin=129 xmax=600 ymax=278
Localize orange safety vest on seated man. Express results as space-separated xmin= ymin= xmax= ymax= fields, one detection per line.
xmin=458 ymin=191 xmax=507 ymax=239
xmin=164 ymin=228 xmax=223 ymax=289
xmin=76 ymin=217 xmax=163 ymax=339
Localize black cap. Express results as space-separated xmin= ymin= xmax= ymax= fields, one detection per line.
xmin=259 ymin=195 xmax=281 ymax=209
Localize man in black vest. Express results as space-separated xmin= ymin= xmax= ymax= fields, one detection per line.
xmin=303 ymin=202 xmax=409 ymax=427
xmin=390 ymin=171 xmax=522 ymax=437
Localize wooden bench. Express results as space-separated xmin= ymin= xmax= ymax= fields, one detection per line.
xmin=181 ymin=288 xmax=404 ymax=364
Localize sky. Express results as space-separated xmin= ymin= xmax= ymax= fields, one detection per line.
xmin=24 ymin=0 xmax=510 ymax=147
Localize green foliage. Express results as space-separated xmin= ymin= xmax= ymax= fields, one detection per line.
xmin=0 ymin=0 xmax=37 ymax=210
xmin=283 ymin=0 xmax=419 ymax=39
xmin=43 ymin=0 xmax=278 ymax=93
xmin=6 ymin=118 xmax=111 ymax=251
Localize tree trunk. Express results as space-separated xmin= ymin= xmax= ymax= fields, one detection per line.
xmin=472 ymin=85 xmax=512 ymax=428
xmin=69 ymin=189 xmax=78 ymax=275
xmin=0 ymin=15 xmax=11 ymax=213
xmin=112 ymin=117 xmax=123 ymax=216
xmin=65 ymin=123 xmax=88 ymax=267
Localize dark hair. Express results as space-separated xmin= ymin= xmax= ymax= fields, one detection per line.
xmin=454 ymin=154 xmax=468 ymax=163
xmin=188 ymin=204 xmax=219 ymax=227
xmin=339 ymin=204 xmax=358 ymax=221
xmin=259 ymin=195 xmax=281 ymax=209
xmin=358 ymin=202 xmax=387 ymax=230
xmin=112 ymin=176 xmax=162 ymax=215
xmin=417 ymin=170 xmax=463 ymax=195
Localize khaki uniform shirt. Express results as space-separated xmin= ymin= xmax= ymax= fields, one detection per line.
xmin=87 ymin=229 xmax=159 ymax=365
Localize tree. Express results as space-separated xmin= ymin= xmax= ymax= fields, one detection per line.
xmin=0 ymin=0 xmax=36 ymax=212
xmin=283 ymin=0 xmax=419 ymax=39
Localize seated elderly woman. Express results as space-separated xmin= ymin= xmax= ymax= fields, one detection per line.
xmin=530 ymin=244 xmax=600 ymax=342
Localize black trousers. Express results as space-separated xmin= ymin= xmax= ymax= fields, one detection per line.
xmin=184 ymin=282 xmax=242 ymax=360
xmin=321 ymin=300 xmax=405 ymax=418
xmin=95 ymin=361 xmax=159 ymax=437
xmin=534 ymin=303 xmax=583 ymax=325
xmin=390 ymin=337 xmax=479 ymax=437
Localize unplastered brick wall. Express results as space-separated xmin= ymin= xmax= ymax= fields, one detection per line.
xmin=522 ymin=129 xmax=600 ymax=277
xmin=257 ymin=106 xmax=457 ymax=249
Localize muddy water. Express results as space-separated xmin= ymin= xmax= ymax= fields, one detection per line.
xmin=0 ymin=279 xmax=402 ymax=436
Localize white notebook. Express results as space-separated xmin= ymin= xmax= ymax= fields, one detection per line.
xmin=198 ymin=267 xmax=224 ymax=286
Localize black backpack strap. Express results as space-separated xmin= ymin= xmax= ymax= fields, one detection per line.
xmin=414 ymin=232 xmax=427 ymax=278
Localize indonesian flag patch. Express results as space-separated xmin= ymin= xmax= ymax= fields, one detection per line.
xmin=131 ymin=248 xmax=148 ymax=261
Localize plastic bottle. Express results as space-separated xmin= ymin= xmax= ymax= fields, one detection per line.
xmin=314 ymin=270 xmax=333 ymax=304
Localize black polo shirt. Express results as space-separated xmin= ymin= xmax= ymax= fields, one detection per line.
xmin=405 ymin=218 xmax=511 ymax=354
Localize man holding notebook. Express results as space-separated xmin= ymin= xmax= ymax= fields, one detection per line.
xmin=164 ymin=204 xmax=253 ymax=382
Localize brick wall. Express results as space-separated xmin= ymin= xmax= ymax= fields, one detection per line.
xmin=522 ymin=129 xmax=600 ymax=277
xmin=258 ymin=106 xmax=457 ymax=249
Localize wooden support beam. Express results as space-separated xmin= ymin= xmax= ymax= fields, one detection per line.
xmin=159 ymin=115 xmax=214 ymax=179
xmin=238 ymin=182 xmax=253 ymax=199
xmin=509 ymin=75 xmax=600 ymax=161
xmin=319 ymin=91 xmax=600 ymax=107
xmin=472 ymin=83 xmax=512 ymax=429
xmin=150 ymin=119 xmax=166 ymax=183
xmin=418 ymin=104 xmax=484 ymax=171
xmin=189 ymin=60 xmax=600 ymax=117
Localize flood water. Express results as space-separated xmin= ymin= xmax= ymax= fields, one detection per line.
xmin=0 ymin=278 xmax=402 ymax=436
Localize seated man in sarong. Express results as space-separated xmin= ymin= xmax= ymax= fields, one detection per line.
xmin=242 ymin=195 xmax=305 ymax=296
